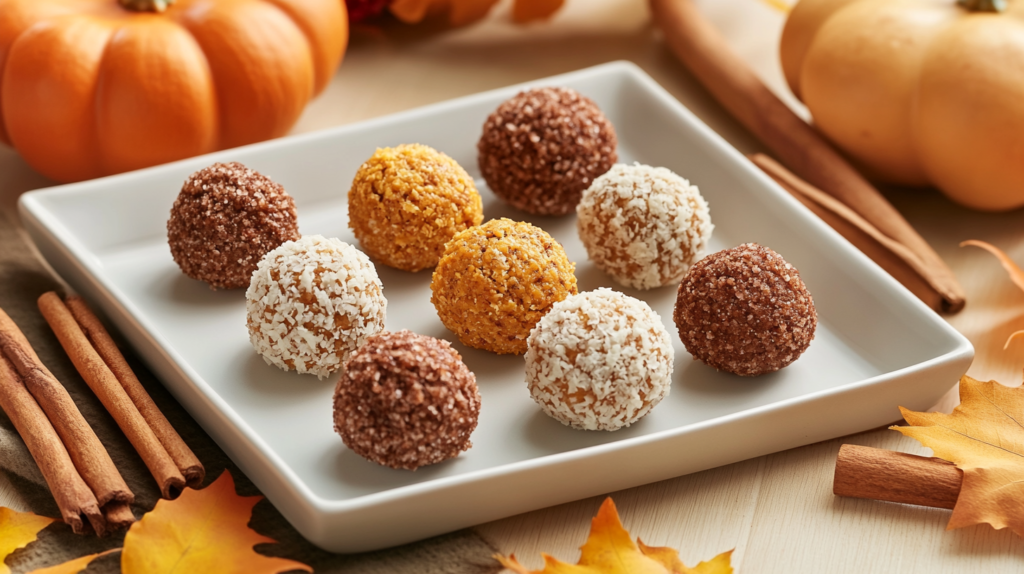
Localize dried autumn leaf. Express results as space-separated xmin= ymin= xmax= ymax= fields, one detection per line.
xmin=120 ymin=471 xmax=310 ymax=574
xmin=892 ymin=375 xmax=1024 ymax=537
xmin=961 ymin=240 xmax=1024 ymax=347
xmin=962 ymin=239 xmax=1024 ymax=292
xmin=390 ymin=0 xmax=563 ymax=25
xmin=0 ymin=508 xmax=55 ymax=574
xmin=495 ymin=498 xmax=733 ymax=574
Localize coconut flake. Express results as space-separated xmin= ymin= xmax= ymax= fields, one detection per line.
xmin=246 ymin=235 xmax=387 ymax=379
xmin=577 ymin=163 xmax=713 ymax=290
xmin=525 ymin=289 xmax=674 ymax=431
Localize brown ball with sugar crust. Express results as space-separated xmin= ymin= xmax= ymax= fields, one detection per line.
xmin=431 ymin=218 xmax=578 ymax=355
xmin=167 ymin=162 xmax=300 ymax=290
xmin=348 ymin=144 xmax=483 ymax=272
xmin=333 ymin=330 xmax=481 ymax=470
xmin=673 ymin=243 xmax=817 ymax=376
xmin=478 ymin=87 xmax=617 ymax=216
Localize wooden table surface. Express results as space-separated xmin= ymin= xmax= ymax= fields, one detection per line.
xmin=2 ymin=0 xmax=1024 ymax=571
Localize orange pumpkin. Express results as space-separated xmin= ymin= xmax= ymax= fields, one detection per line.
xmin=0 ymin=0 xmax=347 ymax=183
xmin=781 ymin=0 xmax=1024 ymax=211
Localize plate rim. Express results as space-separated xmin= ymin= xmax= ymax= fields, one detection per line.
xmin=17 ymin=59 xmax=975 ymax=545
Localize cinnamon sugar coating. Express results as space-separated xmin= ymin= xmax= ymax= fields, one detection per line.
xmin=167 ymin=162 xmax=300 ymax=290
xmin=478 ymin=87 xmax=617 ymax=215
xmin=673 ymin=243 xmax=816 ymax=376
xmin=333 ymin=330 xmax=481 ymax=470
xmin=430 ymin=218 xmax=578 ymax=355
xmin=348 ymin=144 xmax=483 ymax=272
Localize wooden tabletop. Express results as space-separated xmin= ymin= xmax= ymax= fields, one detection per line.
xmin=2 ymin=0 xmax=1024 ymax=571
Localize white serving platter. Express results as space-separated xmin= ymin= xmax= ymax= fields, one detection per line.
xmin=19 ymin=62 xmax=973 ymax=553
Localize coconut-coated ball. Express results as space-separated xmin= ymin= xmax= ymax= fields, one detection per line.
xmin=167 ymin=162 xmax=300 ymax=289
xmin=430 ymin=218 xmax=578 ymax=354
xmin=526 ymin=289 xmax=674 ymax=431
xmin=673 ymin=243 xmax=816 ymax=376
xmin=333 ymin=330 xmax=481 ymax=470
xmin=348 ymin=144 xmax=483 ymax=272
xmin=577 ymin=163 xmax=713 ymax=290
xmin=246 ymin=235 xmax=386 ymax=379
xmin=477 ymin=87 xmax=617 ymax=215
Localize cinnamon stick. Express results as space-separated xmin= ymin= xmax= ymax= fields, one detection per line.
xmin=102 ymin=501 xmax=136 ymax=532
xmin=0 ymin=353 xmax=104 ymax=534
xmin=834 ymin=444 xmax=962 ymax=509
xmin=648 ymin=0 xmax=965 ymax=313
xmin=64 ymin=295 xmax=204 ymax=487
xmin=750 ymin=154 xmax=943 ymax=310
xmin=0 ymin=308 xmax=133 ymax=513
xmin=38 ymin=293 xmax=186 ymax=499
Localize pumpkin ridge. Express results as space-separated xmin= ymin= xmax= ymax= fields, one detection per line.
xmin=253 ymin=0 xmax=316 ymax=98
xmin=259 ymin=0 xmax=347 ymax=96
xmin=4 ymin=15 xmax=116 ymax=181
xmin=170 ymin=0 xmax=315 ymax=149
xmin=92 ymin=18 xmax=122 ymax=177
xmin=0 ymin=0 xmax=109 ymax=146
xmin=94 ymin=16 xmax=218 ymax=175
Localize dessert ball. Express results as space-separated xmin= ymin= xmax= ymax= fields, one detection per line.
xmin=577 ymin=164 xmax=713 ymax=290
xmin=348 ymin=144 xmax=484 ymax=272
xmin=478 ymin=87 xmax=617 ymax=216
xmin=167 ymin=162 xmax=300 ymax=290
xmin=431 ymin=218 xmax=578 ymax=354
xmin=526 ymin=289 xmax=674 ymax=431
xmin=246 ymin=235 xmax=386 ymax=379
xmin=333 ymin=330 xmax=481 ymax=470
xmin=674 ymin=243 xmax=816 ymax=376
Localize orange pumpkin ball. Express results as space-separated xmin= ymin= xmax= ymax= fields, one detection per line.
xmin=430 ymin=219 xmax=578 ymax=355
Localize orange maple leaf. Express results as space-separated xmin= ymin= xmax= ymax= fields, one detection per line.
xmin=0 ymin=508 xmax=55 ymax=574
xmin=389 ymin=0 xmax=564 ymax=26
xmin=120 ymin=471 xmax=310 ymax=574
xmin=892 ymin=375 xmax=1024 ymax=537
xmin=495 ymin=498 xmax=733 ymax=574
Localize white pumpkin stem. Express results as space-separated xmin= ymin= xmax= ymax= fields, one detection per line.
xmin=957 ymin=0 xmax=1006 ymax=12
xmin=118 ymin=0 xmax=176 ymax=12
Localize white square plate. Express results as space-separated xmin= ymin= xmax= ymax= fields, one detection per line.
xmin=19 ymin=62 xmax=972 ymax=553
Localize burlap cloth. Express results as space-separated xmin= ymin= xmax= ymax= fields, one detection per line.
xmin=0 ymin=211 xmax=502 ymax=573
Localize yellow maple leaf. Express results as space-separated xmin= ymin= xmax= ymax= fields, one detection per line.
xmin=120 ymin=471 xmax=310 ymax=574
xmin=893 ymin=375 xmax=1024 ymax=537
xmin=390 ymin=0 xmax=563 ymax=26
xmin=495 ymin=498 xmax=733 ymax=574
xmin=0 ymin=508 xmax=55 ymax=574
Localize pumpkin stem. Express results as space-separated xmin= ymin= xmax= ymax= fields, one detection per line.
xmin=118 ymin=0 xmax=176 ymax=12
xmin=957 ymin=0 xmax=1006 ymax=12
